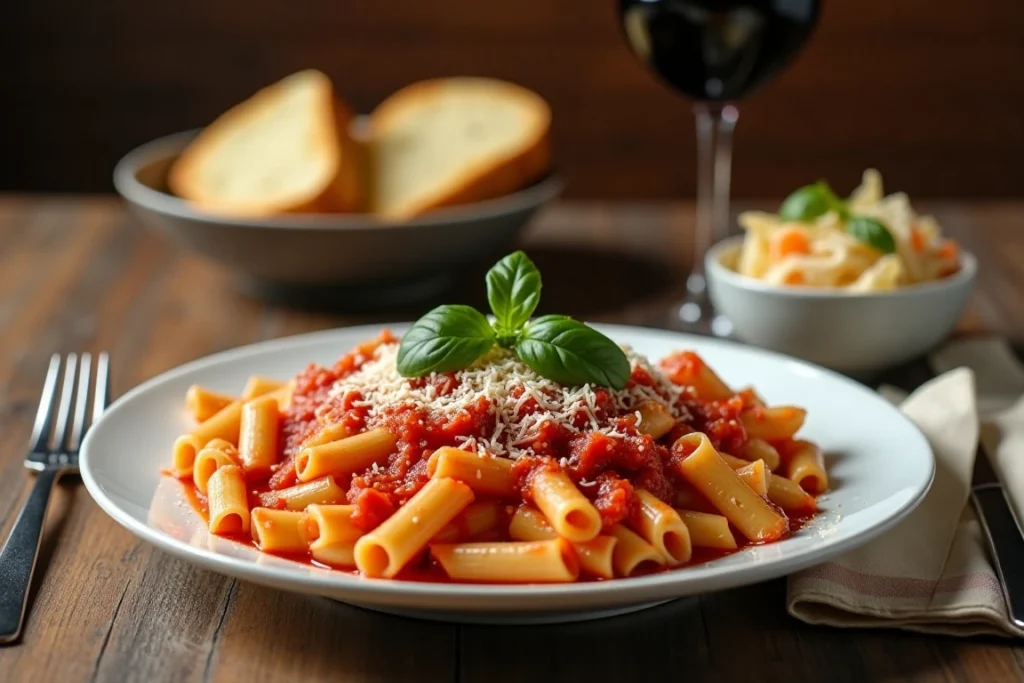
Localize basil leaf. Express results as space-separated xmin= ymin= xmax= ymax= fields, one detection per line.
xmin=397 ymin=305 xmax=496 ymax=376
xmin=515 ymin=315 xmax=631 ymax=390
xmin=779 ymin=182 xmax=842 ymax=222
xmin=846 ymin=216 xmax=896 ymax=254
xmin=486 ymin=250 xmax=541 ymax=340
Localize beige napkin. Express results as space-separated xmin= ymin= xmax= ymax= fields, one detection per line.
xmin=787 ymin=338 xmax=1024 ymax=638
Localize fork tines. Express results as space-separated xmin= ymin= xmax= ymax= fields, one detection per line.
xmin=28 ymin=353 xmax=109 ymax=464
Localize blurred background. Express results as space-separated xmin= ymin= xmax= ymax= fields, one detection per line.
xmin=3 ymin=0 xmax=1023 ymax=199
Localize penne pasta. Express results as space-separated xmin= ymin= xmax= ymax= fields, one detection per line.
xmin=724 ymin=454 xmax=778 ymax=497
xmin=508 ymin=505 xmax=554 ymax=541
xmin=433 ymin=501 xmax=502 ymax=543
xmin=740 ymin=406 xmax=806 ymax=442
xmin=241 ymin=376 xmax=285 ymax=401
xmin=572 ymin=536 xmax=617 ymax=580
xmin=628 ymin=489 xmax=691 ymax=565
xmin=734 ymin=460 xmax=769 ymax=497
xmin=296 ymin=428 xmax=397 ymax=482
xmin=185 ymin=385 xmax=236 ymax=423
xmin=528 ymin=469 xmax=602 ymax=543
xmin=673 ymin=433 xmax=788 ymax=543
xmin=428 ymin=447 xmax=517 ymax=498
xmin=738 ymin=386 xmax=766 ymax=408
xmin=677 ymin=510 xmax=737 ymax=550
xmin=431 ymin=538 xmax=579 ymax=583
xmin=607 ymin=524 xmax=664 ymax=577
xmin=180 ymin=378 xmax=287 ymax=471
xmin=635 ymin=400 xmax=676 ymax=439
xmin=250 ymin=508 xmax=309 ymax=553
xmin=301 ymin=422 xmax=358 ymax=450
xmin=260 ymin=475 xmax=345 ymax=510
xmin=767 ymin=474 xmax=818 ymax=514
xmin=311 ymin=543 xmax=355 ymax=568
xmin=736 ymin=437 xmax=781 ymax=472
xmin=207 ymin=465 xmax=249 ymax=535
xmin=507 ymin=505 xmax=618 ymax=579
xmin=354 ymin=477 xmax=474 ymax=578
xmin=172 ymin=434 xmax=204 ymax=478
xmin=193 ymin=401 xmax=244 ymax=449
xmin=238 ymin=396 xmax=280 ymax=478
xmin=672 ymin=482 xmax=716 ymax=513
xmin=785 ymin=440 xmax=828 ymax=494
xmin=719 ymin=452 xmax=750 ymax=470
xmin=662 ymin=351 xmax=733 ymax=400
xmin=204 ymin=438 xmax=236 ymax=452
xmin=193 ymin=443 xmax=240 ymax=495
xmin=260 ymin=381 xmax=294 ymax=412
xmin=721 ymin=453 xmax=775 ymax=496
xmin=306 ymin=504 xmax=361 ymax=567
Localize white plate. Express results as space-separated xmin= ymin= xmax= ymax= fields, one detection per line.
xmin=80 ymin=324 xmax=934 ymax=624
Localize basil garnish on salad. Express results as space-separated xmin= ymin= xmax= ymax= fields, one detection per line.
xmin=779 ymin=181 xmax=896 ymax=254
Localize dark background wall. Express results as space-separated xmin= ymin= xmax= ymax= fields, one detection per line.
xmin=2 ymin=0 xmax=1022 ymax=199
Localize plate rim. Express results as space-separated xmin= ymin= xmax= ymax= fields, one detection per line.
xmin=80 ymin=322 xmax=936 ymax=607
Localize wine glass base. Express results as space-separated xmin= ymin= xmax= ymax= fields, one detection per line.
xmin=709 ymin=314 xmax=734 ymax=338
xmin=685 ymin=272 xmax=707 ymax=297
xmin=673 ymin=299 xmax=734 ymax=339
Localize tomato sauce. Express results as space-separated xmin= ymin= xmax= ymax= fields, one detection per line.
xmin=173 ymin=335 xmax=824 ymax=582
xmin=271 ymin=337 xmax=779 ymax=532
xmin=172 ymin=472 xmax=819 ymax=583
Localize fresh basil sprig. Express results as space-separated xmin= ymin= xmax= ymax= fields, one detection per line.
xmin=779 ymin=180 xmax=896 ymax=254
xmin=515 ymin=315 xmax=631 ymax=389
xmin=846 ymin=216 xmax=896 ymax=254
xmin=396 ymin=305 xmax=496 ymax=375
xmin=486 ymin=250 xmax=541 ymax=342
xmin=396 ymin=251 xmax=630 ymax=389
xmin=779 ymin=181 xmax=844 ymax=222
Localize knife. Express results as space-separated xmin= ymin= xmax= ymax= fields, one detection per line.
xmin=970 ymin=442 xmax=1024 ymax=628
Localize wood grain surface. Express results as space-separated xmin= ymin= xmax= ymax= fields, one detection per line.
xmin=3 ymin=0 xmax=1024 ymax=199
xmin=1 ymin=197 xmax=1024 ymax=682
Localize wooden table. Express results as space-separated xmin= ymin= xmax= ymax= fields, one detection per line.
xmin=2 ymin=197 xmax=1024 ymax=682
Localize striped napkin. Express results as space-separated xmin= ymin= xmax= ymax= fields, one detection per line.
xmin=787 ymin=338 xmax=1024 ymax=638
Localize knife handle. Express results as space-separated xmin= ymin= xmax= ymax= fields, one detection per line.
xmin=972 ymin=486 xmax=1024 ymax=628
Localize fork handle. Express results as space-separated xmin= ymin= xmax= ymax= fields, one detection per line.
xmin=0 ymin=468 xmax=61 ymax=644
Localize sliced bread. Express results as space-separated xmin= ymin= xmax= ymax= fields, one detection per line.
xmin=367 ymin=78 xmax=551 ymax=220
xmin=169 ymin=70 xmax=363 ymax=215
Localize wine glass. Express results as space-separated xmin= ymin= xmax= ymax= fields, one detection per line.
xmin=618 ymin=0 xmax=820 ymax=334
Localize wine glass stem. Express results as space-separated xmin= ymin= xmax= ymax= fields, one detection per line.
xmin=690 ymin=102 xmax=739 ymax=296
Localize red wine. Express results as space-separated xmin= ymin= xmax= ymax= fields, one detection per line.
xmin=619 ymin=0 xmax=819 ymax=101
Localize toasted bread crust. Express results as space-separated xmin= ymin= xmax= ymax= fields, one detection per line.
xmin=367 ymin=78 xmax=551 ymax=220
xmin=169 ymin=70 xmax=364 ymax=215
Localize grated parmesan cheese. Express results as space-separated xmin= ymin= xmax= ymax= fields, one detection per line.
xmin=324 ymin=343 xmax=690 ymax=460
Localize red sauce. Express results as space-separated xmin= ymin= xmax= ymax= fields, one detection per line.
xmin=175 ymin=335 xmax=824 ymax=582
xmin=172 ymin=472 xmax=820 ymax=583
xmin=271 ymin=338 xmax=803 ymax=532
xmin=271 ymin=331 xmax=395 ymax=491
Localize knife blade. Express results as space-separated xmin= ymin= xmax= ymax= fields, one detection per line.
xmin=970 ymin=441 xmax=1024 ymax=628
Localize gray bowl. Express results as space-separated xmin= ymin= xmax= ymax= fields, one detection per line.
xmin=113 ymin=131 xmax=562 ymax=306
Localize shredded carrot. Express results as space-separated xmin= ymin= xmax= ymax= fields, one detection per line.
xmin=936 ymin=240 xmax=959 ymax=261
xmin=771 ymin=228 xmax=811 ymax=263
xmin=783 ymin=270 xmax=805 ymax=285
xmin=909 ymin=224 xmax=926 ymax=253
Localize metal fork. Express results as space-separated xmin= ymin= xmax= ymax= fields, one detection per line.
xmin=0 ymin=353 xmax=109 ymax=644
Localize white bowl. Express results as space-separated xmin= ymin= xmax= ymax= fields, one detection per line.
xmin=706 ymin=237 xmax=977 ymax=374
xmin=113 ymin=131 xmax=562 ymax=306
